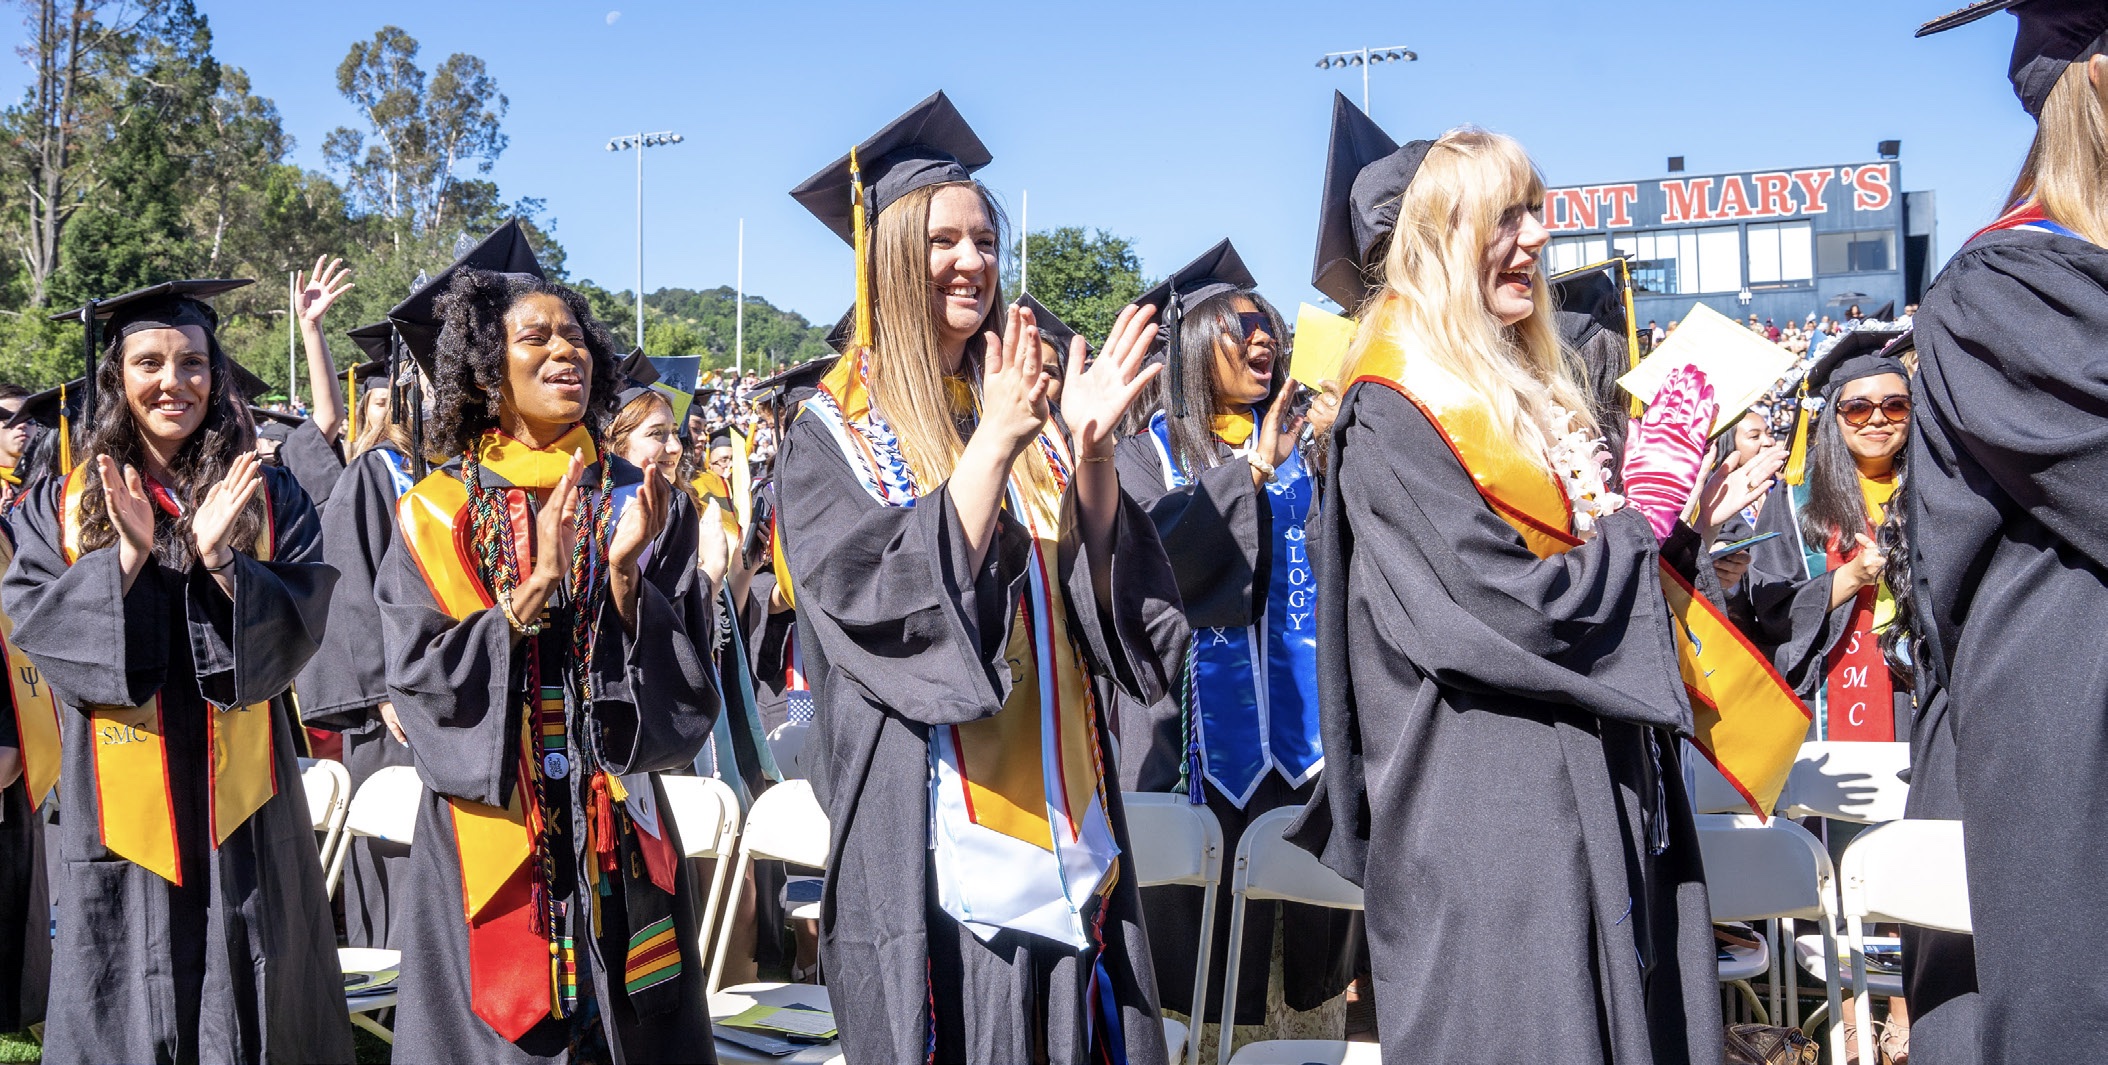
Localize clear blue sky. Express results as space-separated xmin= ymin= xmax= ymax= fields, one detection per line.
xmin=7 ymin=0 xmax=2037 ymax=324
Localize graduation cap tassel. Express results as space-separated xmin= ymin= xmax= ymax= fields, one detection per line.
xmin=849 ymin=146 xmax=873 ymax=354
xmin=387 ymin=327 xmax=406 ymax=427
xmin=410 ymin=378 xmax=430 ymax=482
xmin=1784 ymin=386 xmax=1813 ymax=487
xmin=80 ymin=299 xmax=98 ymax=455
xmin=1617 ymin=259 xmax=1644 ymax=420
xmin=56 ymin=380 xmax=71 ymax=475
xmin=1166 ymin=288 xmax=1186 ymax=418
xmin=345 ymin=363 xmax=358 ymax=446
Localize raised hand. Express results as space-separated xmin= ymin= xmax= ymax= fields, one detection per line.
xmin=508 ymin=454 xmax=585 ymax=628
xmin=1620 ymin=365 xmax=1719 ymax=542
xmin=193 ymin=452 xmax=264 ymax=570
xmin=609 ymin=463 xmax=670 ymax=576
xmin=976 ymin=303 xmax=1051 ymax=457
xmin=1251 ymin=378 xmax=1307 ymax=486
xmin=295 ymin=255 xmax=354 ymax=328
xmin=1697 ymin=442 xmax=1787 ymax=533
xmin=696 ymin=497 xmax=731 ymax=589
xmin=99 ymin=455 xmax=157 ymax=587
xmin=1060 ymin=303 xmax=1162 ymax=460
xmin=1306 ymin=379 xmax=1344 ymax=441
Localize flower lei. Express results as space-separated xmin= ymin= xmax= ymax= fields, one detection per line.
xmin=1542 ymin=404 xmax=1623 ymax=539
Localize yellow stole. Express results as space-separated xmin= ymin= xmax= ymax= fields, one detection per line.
xmin=0 ymin=531 xmax=60 ymax=809
xmin=394 ymin=426 xmax=596 ymax=923
xmin=1350 ymin=341 xmax=1811 ymax=815
xmin=57 ymin=465 xmax=279 ymax=884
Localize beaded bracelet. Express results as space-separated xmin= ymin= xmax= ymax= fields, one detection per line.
xmin=499 ymin=589 xmax=545 ymax=636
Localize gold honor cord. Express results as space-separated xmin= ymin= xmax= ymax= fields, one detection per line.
xmin=56 ymin=380 xmax=70 ymax=476
xmin=850 ymin=146 xmax=873 ymax=353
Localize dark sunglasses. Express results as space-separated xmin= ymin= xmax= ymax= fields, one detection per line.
xmin=1834 ymin=395 xmax=1911 ymax=427
xmin=1237 ymin=312 xmax=1274 ymax=340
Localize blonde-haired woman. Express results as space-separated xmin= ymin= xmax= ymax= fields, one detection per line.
xmin=1908 ymin=6 xmax=2108 ymax=1063
xmin=780 ymin=93 xmax=1181 ymax=1064
xmin=1289 ymin=99 xmax=1728 ymax=1063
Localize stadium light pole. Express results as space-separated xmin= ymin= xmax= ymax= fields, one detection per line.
xmin=1315 ymin=45 xmax=1418 ymax=113
xmin=605 ymin=130 xmax=685 ymax=347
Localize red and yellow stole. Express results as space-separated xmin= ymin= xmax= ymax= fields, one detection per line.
xmin=0 ymin=529 xmax=60 ymax=811
xmin=1351 ymin=341 xmax=1811 ymax=816
xmin=55 ymin=465 xmax=279 ymax=883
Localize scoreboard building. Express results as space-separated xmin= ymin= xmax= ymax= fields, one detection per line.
xmin=1542 ymin=160 xmax=1936 ymax=329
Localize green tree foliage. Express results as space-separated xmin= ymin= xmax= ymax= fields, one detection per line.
xmin=1006 ymin=226 xmax=1145 ymax=347
xmin=324 ymin=26 xmax=508 ymax=239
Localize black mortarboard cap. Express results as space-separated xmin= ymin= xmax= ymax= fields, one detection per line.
xmin=1312 ymin=92 xmax=1435 ymax=312
xmin=1918 ymin=0 xmax=2108 ymax=116
xmin=647 ymin=356 xmax=701 ymax=398
xmin=823 ymin=306 xmax=855 ymax=355
xmin=1016 ymin=294 xmax=1084 ymax=370
xmin=614 ymin=348 xmax=661 ymax=409
xmin=1132 ymin=240 xmax=1257 ymax=416
xmin=750 ymin=356 xmax=838 ymax=411
xmin=343 ymin=321 xmax=401 ymax=395
xmin=52 ymin=279 xmax=258 ymax=417
xmin=1807 ymin=326 xmax=1912 ymax=394
xmin=790 ymin=91 xmax=994 ymax=245
xmin=386 ymin=219 xmax=547 ymax=379
xmin=1550 ymin=260 xmax=1628 ymax=350
xmin=4 ymin=377 xmax=85 ymax=430
xmin=251 ymin=406 xmax=305 ymax=431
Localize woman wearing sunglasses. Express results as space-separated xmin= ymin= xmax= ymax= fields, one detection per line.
xmin=1109 ymin=241 xmax=1352 ymax=1054
xmin=1790 ymin=332 xmax=1913 ymax=744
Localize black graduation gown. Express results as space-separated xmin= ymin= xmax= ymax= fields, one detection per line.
xmin=376 ymin=454 xmax=718 ymax=1064
xmin=1716 ymin=509 xmax=1853 ymax=702
xmin=1112 ymin=431 xmax=1357 ymax=1026
xmin=295 ymin=445 xmax=416 ymax=948
xmin=1286 ymin=383 xmax=1722 ymax=1065
xmin=776 ymin=413 xmax=1182 ymax=1065
xmin=0 ymin=466 xmax=352 ymax=1065
xmin=0 ymin=602 xmax=50 ymax=1034
xmin=279 ymin=418 xmax=346 ymax=508
xmin=740 ymin=572 xmax=800 ymax=734
xmin=1906 ymin=226 xmax=2108 ymax=1065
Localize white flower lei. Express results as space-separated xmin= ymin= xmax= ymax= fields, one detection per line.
xmin=1542 ymin=405 xmax=1624 ymax=539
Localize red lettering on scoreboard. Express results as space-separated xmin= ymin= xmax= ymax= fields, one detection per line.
xmin=1545 ymin=164 xmax=1896 ymax=232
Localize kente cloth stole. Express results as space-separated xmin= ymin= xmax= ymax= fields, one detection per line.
xmin=394 ymin=426 xmax=680 ymax=1041
xmin=1350 ymin=341 xmax=1811 ymax=816
xmin=0 ymin=529 xmax=60 ymax=811
xmin=1821 ymin=529 xmax=1895 ymax=742
xmin=800 ymin=355 xmax=1119 ymax=950
xmin=1146 ymin=412 xmax=1322 ymax=810
xmin=55 ymin=464 xmax=278 ymax=884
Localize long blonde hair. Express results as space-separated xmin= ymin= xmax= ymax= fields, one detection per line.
xmin=867 ymin=181 xmax=1057 ymax=498
xmin=2008 ymin=57 xmax=2108 ymax=246
xmin=348 ymin=386 xmax=416 ymax=461
xmin=1346 ymin=127 xmax=1593 ymax=470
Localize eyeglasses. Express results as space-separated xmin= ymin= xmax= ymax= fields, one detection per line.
xmin=1237 ymin=312 xmax=1274 ymax=340
xmin=1834 ymin=395 xmax=1911 ymax=426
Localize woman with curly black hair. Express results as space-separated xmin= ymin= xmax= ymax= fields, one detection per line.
xmin=375 ymin=226 xmax=718 ymax=1064
xmin=0 ymin=280 xmax=350 ymax=1065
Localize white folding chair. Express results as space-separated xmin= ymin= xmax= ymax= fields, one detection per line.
xmin=1216 ymin=805 xmax=1376 ymax=1065
xmin=766 ymin=721 xmax=811 ymax=781
xmin=1780 ymin=741 xmax=1911 ymax=824
xmin=333 ymin=765 xmax=425 ymax=1044
xmin=658 ymin=774 xmax=743 ymax=972
xmin=297 ymin=758 xmax=351 ymax=895
xmin=706 ymin=780 xmax=838 ymax=1063
xmin=1687 ymin=746 xmax=1762 ymax=815
xmin=1692 ymin=812 xmax=1842 ymax=1036
xmin=1122 ymin=793 xmax=1226 ymax=1065
xmin=1837 ymin=819 xmax=1970 ymax=1065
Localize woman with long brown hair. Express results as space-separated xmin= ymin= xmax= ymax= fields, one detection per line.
xmin=778 ymin=92 xmax=1179 ymax=1064
xmin=1907 ymin=5 xmax=2108 ymax=1062
xmin=0 ymin=279 xmax=350 ymax=1065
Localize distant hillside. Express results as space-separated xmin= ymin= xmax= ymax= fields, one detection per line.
xmin=576 ymin=283 xmax=835 ymax=373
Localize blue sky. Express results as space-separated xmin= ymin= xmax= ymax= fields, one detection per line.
xmin=6 ymin=0 xmax=2036 ymax=324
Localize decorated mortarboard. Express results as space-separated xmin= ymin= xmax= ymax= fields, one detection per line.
xmin=1015 ymin=293 xmax=1085 ymax=371
xmin=1784 ymin=324 xmax=1913 ymax=485
xmin=614 ymin=347 xmax=660 ymax=409
xmin=792 ymin=92 xmax=992 ymax=359
xmin=1132 ymin=239 xmax=1257 ymax=416
xmin=386 ymin=218 xmax=547 ymax=380
xmin=789 ymin=91 xmax=994 ymax=246
xmin=1312 ymin=92 xmax=1435 ymax=312
xmin=50 ymin=279 xmax=257 ymax=418
xmin=646 ymin=355 xmax=702 ymax=423
xmin=1918 ymin=0 xmax=2108 ymax=116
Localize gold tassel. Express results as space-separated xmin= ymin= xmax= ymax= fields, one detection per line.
xmin=1783 ymin=386 xmax=1813 ymax=486
xmin=850 ymin=146 xmax=872 ymax=353
xmin=57 ymin=380 xmax=70 ymax=474
xmin=345 ymin=365 xmax=358 ymax=446
xmin=1618 ymin=258 xmax=1644 ymax=420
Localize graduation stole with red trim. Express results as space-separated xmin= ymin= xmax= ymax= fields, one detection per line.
xmin=0 ymin=529 xmax=61 ymax=810
xmin=1821 ymin=529 xmax=1895 ymax=742
xmin=55 ymin=464 xmax=279 ymax=883
xmin=1350 ymin=341 xmax=1811 ymax=816
xmin=395 ymin=426 xmax=683 ymax=1042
